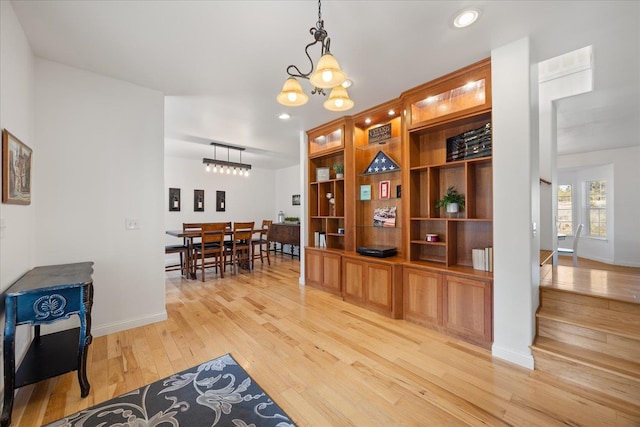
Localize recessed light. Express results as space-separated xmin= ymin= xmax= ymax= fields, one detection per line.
xmin=452 ymin=8 xmax=480 ymax=28
xmin=388 ymin=110 xmax=395 ymax=116
xmin=341 ymin=79 xmax=353 ymax=88
xmin=278 ymin=113 xmax=291 ymax=120
xmin=365 ymin=118 xmax=372 ymax=124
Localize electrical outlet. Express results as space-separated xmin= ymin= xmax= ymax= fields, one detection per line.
xmin=125 ymin=218 xmax=139 ymax=230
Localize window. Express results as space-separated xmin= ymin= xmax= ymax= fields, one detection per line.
xmin=587 ymin=180 xmax=606 ymax=237
xmin=557 ymin=184 xmax=573 ymax=235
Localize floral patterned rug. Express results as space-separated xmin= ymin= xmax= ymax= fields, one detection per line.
xmin=45 ymin=354 xmax=296 ymax=426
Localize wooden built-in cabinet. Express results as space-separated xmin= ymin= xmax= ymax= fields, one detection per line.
xmin=305 ymin=248 xmax=342 ymax=295
xmin=342 ymin=254 xmax=403 ymax=318
xmin=306 ymin=117 xmax=354 ymax=253
xmin=304 ymin=59 xmax=494 ymax=347
xmin=353 ymin=100 xmax=404 ymax=255
xmin=402 ymin=58 xmax=493 ymax=270
xmin=403 ymin=266 xmax=492 ymax=348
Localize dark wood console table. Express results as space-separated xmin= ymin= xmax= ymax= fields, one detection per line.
xmin=268 ymin=223 xmax=300 ymax=258
xmin=1 ymin=262 xmax=94 ymax=427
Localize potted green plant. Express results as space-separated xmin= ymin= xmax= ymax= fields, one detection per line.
xmin=284 ymin=216 xmax=300 ymax=224
xmin=435 ymin=186 xmax=465 ymax=213
xmin=333 ymin=163 xmax=344 ymax=179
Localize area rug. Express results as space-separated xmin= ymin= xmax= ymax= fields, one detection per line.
xmin=45 ymin=353 xmax=296 ymax=426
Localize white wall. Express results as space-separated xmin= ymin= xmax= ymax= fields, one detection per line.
xmin=163 ymin=156 xmax=276 ymax=254
xmin=275 ymin=164 xmax=302 ymax=222
xmin=0 ymin=0 xmax=37 ymax=382
xmin=34 ymin=59 xmax=167 ymax=336
xmin=492 ymin=37 xmax=538 ymax=369
xmin=559 ymin=146 xmax=640 ymax=267
xmin=0 ymin=0 xmax=36 ymax=290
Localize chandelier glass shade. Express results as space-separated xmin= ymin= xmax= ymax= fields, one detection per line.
xmin=277 ymin=77 xmax=309 ymax=107
xmin=309 ymin=53 xmax=347 ymax=89
xmin=276 ymin=0 xmax=353 ymax=111
xmin=203 ymin=142 xmax=251 ymax=177
xmin=324 ymin=85 xmax=354 ymax=112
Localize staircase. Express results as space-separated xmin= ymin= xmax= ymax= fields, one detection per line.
xmin=531 ymin=266 xmax=640 ymax=410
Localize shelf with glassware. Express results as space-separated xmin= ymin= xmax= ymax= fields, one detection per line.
xmin=352 ymin=103 xmax=404 ymax=255
xmin=307 ymin=117 xmax=354 ymax=252
xmin=405 ymin=97 xmax=493 ymax=271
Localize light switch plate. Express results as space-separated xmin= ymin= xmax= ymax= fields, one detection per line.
xmin=125 ymin=218 xmax=139 ymax=230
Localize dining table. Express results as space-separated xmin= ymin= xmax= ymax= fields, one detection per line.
xmin=166 ymin=228 xmax=258 ymax=279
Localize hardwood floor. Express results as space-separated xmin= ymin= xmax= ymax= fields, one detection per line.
xmin=12 ymin=255 xmax=640 ymax=426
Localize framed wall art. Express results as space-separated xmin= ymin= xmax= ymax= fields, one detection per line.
xmin=216 ymin=190 xmax=226 ymax=212
xmin=292 ymin=194 xmax=300 ymax=206
xmin=194 ymin=189 xmax=204 ymax=212
xmin=379 ymin=180 xmax=390 ymax=199
xmin=2 ymin=129 xmax=32 ymax=205
xmin=169 ymin=188 xmax=181 ymax=211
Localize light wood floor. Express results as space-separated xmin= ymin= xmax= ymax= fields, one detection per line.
xmin=12 ymin=255 xmax=640 ymax=426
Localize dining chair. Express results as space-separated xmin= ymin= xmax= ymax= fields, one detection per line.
xmin=224 ymin=221 xmax=255 ymax=274
xmin=165 ymin=244 xmax=188 ymax=276
xmin=251 ymin=220 xmax=272 ymax=266
xmin=181 ymin=222 xmax=204 ymax=276
xmin=194 ymin=222 xmax=226 ymax=281
xmin=558 ymin=223 xmax=583 ymax=267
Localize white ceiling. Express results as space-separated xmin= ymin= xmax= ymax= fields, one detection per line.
xmin=10 ymin=0 xmax=640 ymax=169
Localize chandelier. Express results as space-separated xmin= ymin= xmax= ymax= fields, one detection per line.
xmin=202 ymin=142 xmax=251 ymax=177
xmin=276 ymin=0 xmax=354 ymax=112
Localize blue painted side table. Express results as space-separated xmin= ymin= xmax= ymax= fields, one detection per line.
xmin=1 ymin=262 xmax=94 ymax=427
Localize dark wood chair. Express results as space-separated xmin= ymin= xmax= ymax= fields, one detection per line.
xmin=224 ymin=221 xmax=255 ymax=274
xmin=182 ymin=222 xmax=204 ymax=276
xmin=165 ymin=244 xmax=188 ymax=276
xmin=251 ymin=220 xmax=272 ymax=266
xmin=194 ymin=222 xmax=226 ymax=281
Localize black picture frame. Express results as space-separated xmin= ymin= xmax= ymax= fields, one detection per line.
xmin=169 ymin=188 xmax=180 ymax=211
xmin=216 ymin=190 xmax=226 ymax=212
xmin=194 ymin=189 xmax=204 ymax=212
xmin=292 ymin=194 xmax=300 ymax=206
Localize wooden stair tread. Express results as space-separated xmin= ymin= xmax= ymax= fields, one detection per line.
xmin=532 ymin=336 xmax=640 ymax=381
xmin=540 ymin=265 xmax=640 ymax=305
xmin=536 ymin=306 xmax=640 ymax=340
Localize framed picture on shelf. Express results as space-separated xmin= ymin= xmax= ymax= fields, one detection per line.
xmin=2 ymin=129 xmax=32 ymax=205
xmin=379 ymin=180 xmax=390 ymax=199
xmin=360 ymin=185 xmax=371 ymax=201
xmin=316 ymin=167 xmax=330 ymax=182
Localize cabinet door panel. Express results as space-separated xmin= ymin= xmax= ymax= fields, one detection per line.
xmin=343 ymin=260 xmax=364 ymax=300
xmin=367 ymin=264 xmax=392 ymax=309
xmin=443 ymin=276 xmax=492 ymax=342
xmin=403 ymin=268 xmax=442 ymax=326
xmin=305 ymin=250 xmax=322 ymax=287
xmin=323 ymin=254 xmax=342 ymax=292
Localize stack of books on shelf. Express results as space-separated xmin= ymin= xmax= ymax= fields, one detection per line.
xmin=446 ymin=122 xmax=492 ymax=162
xmin=314 ymin=231 xmax=327 ymax=248
xmin=472 ymin=247 xmax=493 ymax=272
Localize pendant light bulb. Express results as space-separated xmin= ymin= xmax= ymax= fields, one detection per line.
xmin=206 ymin=164 xmax=211 ymax=172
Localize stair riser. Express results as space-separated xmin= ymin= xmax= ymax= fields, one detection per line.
xmin=541 ymin=290 xmax=640 ymax=327
xmin=537 ymin=318 xmax=640 ymax=362
xmin=533 ymin=350 xmax=640 ymax=407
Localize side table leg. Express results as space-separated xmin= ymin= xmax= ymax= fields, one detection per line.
xmin=2 ymin=316 xmax=16 ymax=427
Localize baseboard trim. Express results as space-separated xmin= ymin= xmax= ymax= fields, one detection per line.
xmin=92 ymin=311 xmax=168 ymax=337
xmin=492 ymin=344 xmax=535 ymax=369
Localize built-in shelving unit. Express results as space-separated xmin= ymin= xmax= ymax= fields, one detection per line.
xmin=304 ymin=58 xmax=495 ymax=347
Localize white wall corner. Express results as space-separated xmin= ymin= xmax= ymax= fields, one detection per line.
xmin=491 ymin=37 xmax=537 ymax=365
xmin=492 ymin=344 xmax=535 ymax=370
xmin=92 ymin=311 xmax=168 ymax=337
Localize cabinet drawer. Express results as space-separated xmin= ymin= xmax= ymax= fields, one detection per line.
xmin=12 ymin=287 xmax=84 ymax=325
